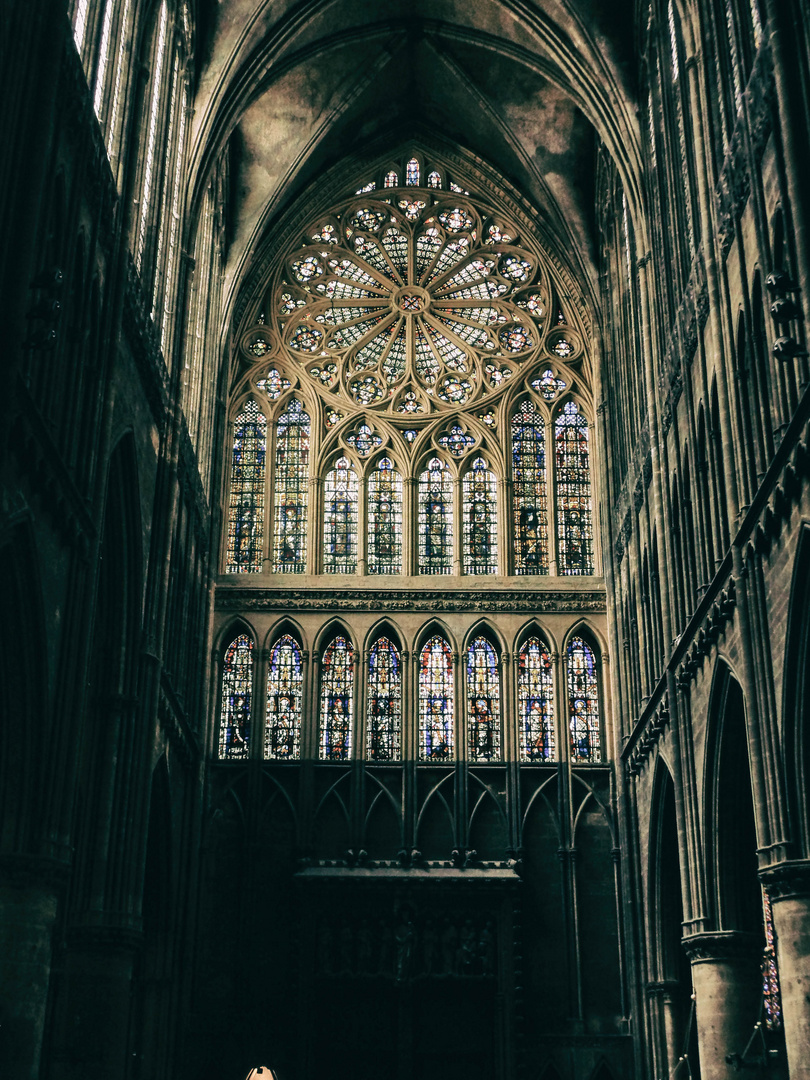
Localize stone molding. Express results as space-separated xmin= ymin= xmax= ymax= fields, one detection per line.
xmin=682 ymin=930 xmax=761 ymax=963
xmin=760 ymin=859 xmax=810 ymax=901
xmin=0 ymin=852 xmax=71 ymax=892
xmin=216 ymin=587 xmax=607 ymax=613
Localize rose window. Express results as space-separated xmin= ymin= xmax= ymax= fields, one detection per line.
xmin=271 ymin=190 xmax=552 ymax=410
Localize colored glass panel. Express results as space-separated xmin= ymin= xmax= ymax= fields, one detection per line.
xmin=567 ymin=637 xmax=600 ymax=762
xmin=518 ymin=637 xmax=555 ymax=761
xmin=512 ymin=400 xmax=549 ymax=574
xmin=419 ymin=458 xmax=454 ymax=575
xmin=405 ymin=158 xmax=420 ymax=186
xmin=219 ymin=634 xmax=253 ymax=759
xmin=368 ymin=458 xmax=403 ymax=575
xmin=367 ymin=637 xmax=402 ymax=760
xmin=762 ymin=888 xmax=782 ymax=1030
xmin=265 ymin=635 xmax=302 ymax=760
xmin=467 ymin=637 xmax=500 ymax=762
xmin=320 ymin=636 xmax=354 ymax=760
xmin=273 ymin=399 xmax=310 ymax=573
xmin=463 ymin=458 xmax=498 ymax=574
xmin=556 ymin=402 xmax=594 ymax=574
xmin=324 ymin=457 xmax=359 ymax=574
xmin=419 ymin=636 xmax=454 ymax=761
xmin=226 ymin=401 xmax=266 ymax=573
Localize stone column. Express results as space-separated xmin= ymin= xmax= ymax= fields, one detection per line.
xmin=0 ymin=861 xmax=63 ymax=1080
xmin=50 ymin=925 xmax=142 ymax=1080
xmin=646 ymin=981 xmax=687 ymax=1080
xmin=682 ymin=931 xmax=761 ymax=1080
xmin=761 ymin=860 xmax=810 ymax=1080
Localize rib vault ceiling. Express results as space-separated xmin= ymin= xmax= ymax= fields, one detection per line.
xmin=188 ymin=0 xmax=640 ymax=327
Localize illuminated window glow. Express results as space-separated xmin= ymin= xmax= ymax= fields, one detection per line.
xmin=467 ymin=637 xmax=500 ymax=761
xmin=265 ymin=635 xmax=302 ymax=760
xmin=226 ymin=401 xmax=266 ymax=573
xmin=367 ymin=637 xmax=402 ymax=760
xmin=219 ymin=634 xmax=253 ymax=759
xmin=419 ymin=636 xmax=454 ymax=761
xmin=320 ymin=636 xmax=354 ymax=760
xmin=567 ymin=636 xmax=601 ymax=761
xmin=518 ymin=637 xmax=555 ymax=761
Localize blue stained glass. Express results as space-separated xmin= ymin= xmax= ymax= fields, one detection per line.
xmin=419 ymin=635 xmax=454 ymax=761
xmin=555 ymin=402 xmax=594 ymax=574
xmin=324 ymin=457 xmax=359 ymax=574
xmin=418 ymin=457 xmax=454 ymax=575
xmin=512 ymin=400 xmax=549 ymax=574
xmin=219 ymin=634 xmax=253 ymax=759
xmin=226 ymin=401 xmax=266 ymax=573
xmin=367 ymin=458 xmax=403 ymax=574
xmin=438 ymin=424 xmax=475 ymax=457
xmin=320 ymin=635 xmax=354 ymax=760
xmin=273 ymin=399 xmax=310 ymax=573
xmin=467 ymin=637 xmax=500 ymax=761
xmin=518 ymin=637 xmax=555 ymax=761
xmin=567 ymin=636 xmax=601 ymax=762
xmin=367 ymin=637 xmax=402 ymax=760
xmin=265 ymin=634 xmax=302 ymax=759
xmin=406 ymin=158 xmax=420 ymax=186
xmin=463 ymin=457 xmax=498 ymax=574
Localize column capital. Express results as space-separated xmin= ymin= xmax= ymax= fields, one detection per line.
xmin=760 ymin=858 xmax=810 ymax=901
xmin=682 ymin=930 xmax=760 ymax=963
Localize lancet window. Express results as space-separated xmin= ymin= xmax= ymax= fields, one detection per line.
xmin=273 ymin=399 xmax=310 ymax=573
xmin=419 ymin=458 xmax=454 ymax=575
xmin=226 ymin=401 xmax=266 ymax=573
xmin=463 ymin=458 xmax=498 ymax=575
xmin=219 ymin=633 xmax=253 ymax=759
xmin=265 ymin=634 xmax=303 ymax=760
xmin=367 ymin=458 xmax=403 ymax=574
xmin=467 ymin=636 xmax=501 ymax=761
xmin=419 ymin=636 xmax=454 ymax=761
xmin=324 ymin=457 xmax=359 ymax=573
xmin=320 ymin=635 xmax=354 ymax=760
xmin=555 ymin=402 xmax=594 ymax=575
xmin=367 ymin=636 xmax=402 ymax=760
xmin=567 ymin=636 xmax=601 ymax=761
xmin=512 ymin=400 xmax=549 ymax=574
xmin=518 ymin=637 xmax=555 ymax=761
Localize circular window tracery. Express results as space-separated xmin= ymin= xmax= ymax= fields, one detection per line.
xmin=269 ymin=190 xmax=552 ymax=412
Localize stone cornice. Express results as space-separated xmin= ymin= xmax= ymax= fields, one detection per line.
xmin=682 ymin=930 xmax=760 ymax=963
xmin=760 ymin=859 xmax=810 ymax=901
xmin=216 ymin=586 xmax=607 ymax=614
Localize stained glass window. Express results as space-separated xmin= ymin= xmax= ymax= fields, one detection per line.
xmin=406 ymin=158 xmax=420 ymax=186
xmin=512 ymin=400 xmax=548 ymax=574
xmin=367 ymin=458 xmax=403 ymax=574
xmin=320 ymin=635 xmax=354 ymax=760
xmin=555 ymin=402 xmax=594 ymax=574
xmin=467 ymin=637 xmax=500 ymax=762
xmin=761 ymin=888 xmax=782 ymax=1030
xmin=265 ymin=634 xmax=302 ymax=760
xmin=367 ymin=637 xmax=402 ymax=760
xmin=567 ymin=637 xmax=601 ymax=762
xmin=463 ymin=457 xmax=498 ymax=575
xmin=427 ymin=171 xmax=442 ymax=189
xmin=518 ymin=637 xmax=555 ymax=761
xmin=324 ymin=457 xmax=359 ymax=573
xmin=384 ymin=170 xmax=398 ymax=188
xmin=419 ymin=636 xmax=454 ymax=761
xmin=419 ymin=458 xmax=454 ymax=574
xmin=136 ymin=0 xmax=168 ymax=272
xmin=219 ymin=634 xmax=253 ymax=759
xmin=273 ymin=399 xmax=310 ymax=573
xmin=226 ymin=401 xmax=266 ymax=573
